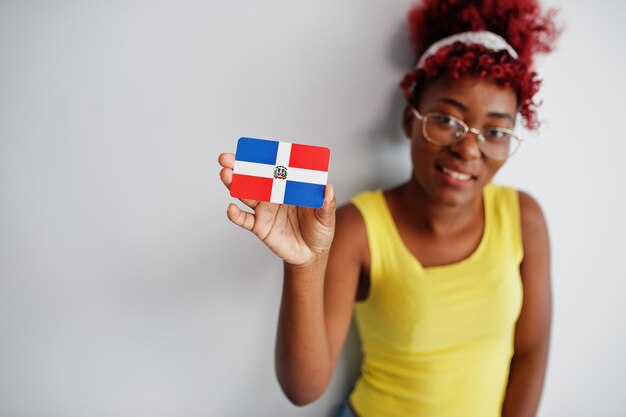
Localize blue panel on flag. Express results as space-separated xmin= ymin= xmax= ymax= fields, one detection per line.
xmin=236 ymin=137 xmax=278 ymax=165
xmin=284 ymin=181 xmax=326 ymax=208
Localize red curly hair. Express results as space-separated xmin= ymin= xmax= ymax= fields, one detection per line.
xmin=399 ymin=0 xmax=560 ymax=130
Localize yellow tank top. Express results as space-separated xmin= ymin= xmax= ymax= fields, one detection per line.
xmin=349 ymin=183 xmax=524 ymax=417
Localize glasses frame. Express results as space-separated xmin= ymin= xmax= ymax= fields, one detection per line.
xmin=411 ymin=107 xmax=524 ymax=160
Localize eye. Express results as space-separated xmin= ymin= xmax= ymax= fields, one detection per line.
xmin=484 ymin=128 xmax=512 ymax=141
xmin=431 ymin=114 xmax=458 ymax=127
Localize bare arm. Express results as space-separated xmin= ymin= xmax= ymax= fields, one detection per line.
xmin=218 ymin=153 xmax=365 ymax=405
xmin=501 ymin=192 xmax=552 ymax=417
xmin=276 ymin=204 xmax=365 ymax=404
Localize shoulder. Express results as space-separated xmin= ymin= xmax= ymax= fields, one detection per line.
xmin=516 ymin=190 xmax=550 ymax=278
xmin=491 ymin=185 xmax=548 ymax=241
xmin=517 ymin=191 xmax=549 ymax=243
xmin=335 ymin=189 xmax=381 ymax=241
xmin=332 ymin=201 xmax=370 ymax=270
xmin=334 ymin=203 xmax=367 ymax=251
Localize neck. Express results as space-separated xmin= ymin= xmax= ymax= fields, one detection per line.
xmin=399 ymin=178 xmax=484 ymax=237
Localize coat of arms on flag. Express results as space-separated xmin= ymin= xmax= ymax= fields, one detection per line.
xmin=230 ymin=137 xmax=330 ymax=209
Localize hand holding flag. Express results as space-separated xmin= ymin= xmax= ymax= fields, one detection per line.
xmin=218 ymin=148 xmax=336 ymax=266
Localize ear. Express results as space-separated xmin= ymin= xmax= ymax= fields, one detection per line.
xmin=402 ymin=105 xmax=414 ymax=139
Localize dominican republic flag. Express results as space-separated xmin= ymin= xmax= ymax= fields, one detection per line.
xmin=230 ymin=137 xmax=330 ymax=208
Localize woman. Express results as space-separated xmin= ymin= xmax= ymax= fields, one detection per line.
xmin=218 ymin=1 xmax=559 ymax=415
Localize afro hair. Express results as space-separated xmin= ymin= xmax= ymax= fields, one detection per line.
xmin=400 ymin=0 xmax=561 ymax=130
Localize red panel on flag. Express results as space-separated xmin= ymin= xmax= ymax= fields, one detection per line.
xmin=288 ymin=144 xmax=330 ymax=172
xmin=230 ymin=174 xmax=273 ymax=201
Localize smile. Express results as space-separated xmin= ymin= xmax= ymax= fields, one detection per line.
xmin=435 ymin=163 xmax=477 ymax=182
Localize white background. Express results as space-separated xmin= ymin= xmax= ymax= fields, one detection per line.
xmin=1 ymin=0 xmax=625 ymax=416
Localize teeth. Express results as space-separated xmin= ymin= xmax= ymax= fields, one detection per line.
xmin=441 ymin=166 xmax=471 ymax=181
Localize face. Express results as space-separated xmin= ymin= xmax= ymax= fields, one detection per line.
xmin=402 ymin=74 xmax=518 ymax=207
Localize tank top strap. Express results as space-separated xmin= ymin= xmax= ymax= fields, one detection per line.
xmin=486 ymin=184 xmax=524 ymax=264
xmin=351 ymin=190 xmax=421 ymax=280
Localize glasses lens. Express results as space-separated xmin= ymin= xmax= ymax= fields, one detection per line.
xmin=419 ymin=110 xmax=522 ymax=160
xmin=480 ymin=128 xmax=520 ymax=160
xmin=424 ymin=114 xmax=466 ymax=145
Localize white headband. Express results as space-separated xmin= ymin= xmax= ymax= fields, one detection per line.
xmin=415 ymin=31 xmax=518 ymax=69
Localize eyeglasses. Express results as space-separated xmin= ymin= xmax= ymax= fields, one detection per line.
xmin=411 ymin=108 xmax=524 ymax=160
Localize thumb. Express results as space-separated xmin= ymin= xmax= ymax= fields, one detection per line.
xmin=314 ymin=184 xmax=336 ymax=227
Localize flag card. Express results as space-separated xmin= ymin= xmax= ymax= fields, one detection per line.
xmin=230 ymin=137 xmax=330 ymax=208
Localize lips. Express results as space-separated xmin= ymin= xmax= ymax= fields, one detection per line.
xmin=435 ymin=162 xmax=478 ymax=182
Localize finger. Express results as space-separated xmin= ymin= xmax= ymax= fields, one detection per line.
xmin=314 ymin=184 xmax=336 ymax=227
xmin=239 ymin=198 xmax=260 ymax=210
xmin=324 ymin=183 xmax=335 ymax=203
xmin=226 ymin=203 xmax=256 ymax=231
xmin=221 ymin=167 xmax=261 ymax=209
xmin=218 ymin=152 xmax=235 ymax=169
xmin=219 ymin=166 xmax=233 ymax=190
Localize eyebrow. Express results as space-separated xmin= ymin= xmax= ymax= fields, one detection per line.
xmin=437 ymin=97 xmax=469 ymax=112
xmin=436 ymin=97 xmax=514 ymax=121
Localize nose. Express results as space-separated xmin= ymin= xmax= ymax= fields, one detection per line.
xmin=449 ymin=128 xmax=481 ymax=160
